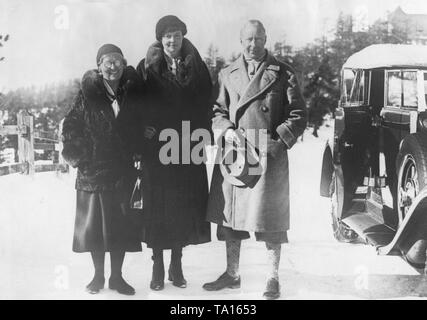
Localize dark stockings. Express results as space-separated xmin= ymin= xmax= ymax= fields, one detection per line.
xmin=110 ymin=250 xmax=125 ymax=279
xmin=90 ymin=251 xmax=105 ymax=279
xmin=87 ymin=251 xmax=105 ymax=293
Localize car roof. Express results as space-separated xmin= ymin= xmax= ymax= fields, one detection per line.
xmin=343 ymin=44 xmax=427 ymax=69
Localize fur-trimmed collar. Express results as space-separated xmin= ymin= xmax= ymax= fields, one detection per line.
xmin=144 ymin=38 xmax=199 ymax=74
xmin=81 ymin=66 xmax=139 ymax=103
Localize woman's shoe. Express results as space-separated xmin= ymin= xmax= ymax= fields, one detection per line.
xmin=168 ymin=267 xmax=187 ymax=288
xmin=263 ymin=278 xmax=280 ymax=300
xmin=150 ymin=279 xmax=165 ymax=291
xmin=86 ymin=275 xmax=105 ymax=294
xmin=108 ymin=276 xmax=135 ymax=295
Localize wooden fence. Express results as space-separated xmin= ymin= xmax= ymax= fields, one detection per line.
xmin=0 ymin=110 xmax=68 ymax=176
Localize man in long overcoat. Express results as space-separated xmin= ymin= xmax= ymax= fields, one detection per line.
xmin=203 ymin=20 xmax=307 ymax=299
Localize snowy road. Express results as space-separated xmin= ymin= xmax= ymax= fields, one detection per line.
xmin=1 ymin=127 xmax=426 ymax=300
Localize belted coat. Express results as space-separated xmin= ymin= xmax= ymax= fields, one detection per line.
xmin=206 ymin=52 xmax=307 ymax=233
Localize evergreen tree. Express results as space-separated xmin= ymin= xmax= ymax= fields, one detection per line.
xmin=0 ymin=79 xmax=80 ymax=162
xmin=204 ymin=44 xmax=226 ymax=85
xmin=204 ymin=44 xmax=226 ymax=102
xmin=270 ymin=11 xmax=410 ymax=137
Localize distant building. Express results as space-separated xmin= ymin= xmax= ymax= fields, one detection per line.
xmin=0 ymin=110 xmax=8 ymax=125
xmin=388 ymin=6 xmax=427 ymax=45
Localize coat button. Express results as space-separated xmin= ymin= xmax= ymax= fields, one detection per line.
xmin=261 ymin=106 xmax=269 ymax=112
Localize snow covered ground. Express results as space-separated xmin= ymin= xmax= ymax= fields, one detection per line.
xmin=1 ymin=126 xmax=426 ymax=300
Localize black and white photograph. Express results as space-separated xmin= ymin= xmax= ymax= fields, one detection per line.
xmin=2 ymin=0 xmax=427 ymax=303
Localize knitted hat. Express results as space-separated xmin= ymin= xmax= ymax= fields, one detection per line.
xmin=96 ymin=44 xmax=123 ymax=65
xmin=155 ymin=15 xmax=187 ymax=41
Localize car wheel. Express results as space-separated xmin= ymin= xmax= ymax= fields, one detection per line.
xmin=330 ymin=172 xmax=359 ymax=243
xmin=396 ymin=133 xmax=427 ymax=225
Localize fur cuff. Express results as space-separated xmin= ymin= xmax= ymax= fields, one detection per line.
xmin=62 ymin=139 xmax=89 ymax=168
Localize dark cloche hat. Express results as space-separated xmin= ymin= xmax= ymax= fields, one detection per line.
xmin=155 ymin=15 xmax=187 ymax=41
xmin=96 ymin=43 xmax=123 ymax=65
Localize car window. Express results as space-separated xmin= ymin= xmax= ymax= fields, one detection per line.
xmin=402 ymin=71 xmax=417 ymax=108
xmin=356 ymin=71 xmax=366 ymax=104
xmin=387 ymin=71 xmax=401 ymax=108
xmin=343 ymin=69 xmax=366 ymax=106
xmin=343 ymin=69 xmax=356 ymax=104
xmin=386 ymin=70 xmax=419 ymax=109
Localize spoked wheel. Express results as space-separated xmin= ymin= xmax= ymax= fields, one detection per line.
xmin=396 ymin=133 xmax=427 ymax=226
xmin=395 ymin=134 xmax=427 ymax=266
xmin=330 ymin=173 xmax=359 ymax=243
xmin=397 ymin=155 xmax=419 ymax=223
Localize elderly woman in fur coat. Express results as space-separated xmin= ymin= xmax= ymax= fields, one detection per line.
xmin=61 ymin=44 xmax=142 ymax=295
xmin=136 ymin=15 xmax=212 ymax=291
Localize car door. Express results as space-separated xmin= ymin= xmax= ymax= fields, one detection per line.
xmin=380 ymin=70 xmax=419 ymax=211
xmin=381 ymin=70 xmax=404 ymax=189
xmin=335 ymin=68 xmax=371 ymax=214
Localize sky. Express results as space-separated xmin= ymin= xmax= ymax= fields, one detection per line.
xmin=1 ymin=0 xmax=427 ymax=91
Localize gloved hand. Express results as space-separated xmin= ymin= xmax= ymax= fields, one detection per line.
xmin=224 ymin=129 xmax=243 ymax=146
xmin=78 ymin=161 xmax=92 ymax=175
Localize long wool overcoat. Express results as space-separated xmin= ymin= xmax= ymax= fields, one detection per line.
xmin=135 ymin=38 xmax=212 ymax=249
xmin=206 ymin=53 xmax=307 ymax=233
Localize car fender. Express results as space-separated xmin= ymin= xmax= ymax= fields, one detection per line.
xmin=378 ymin=187 xmax=427 ymax=267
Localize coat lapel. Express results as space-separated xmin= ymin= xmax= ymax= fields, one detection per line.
xmin=229 ymin=56 xmax=250 ymax=97
xmin=235 ymin=53 xmax=280 ymax=111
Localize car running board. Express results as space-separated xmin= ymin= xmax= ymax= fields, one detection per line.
xmin=342 ymin=203 xmax=397 ymax=252
xmin=341 ymin=186 xmax=397 ymax=252
xmin=343 ymin=188 xmax=427 ymax=264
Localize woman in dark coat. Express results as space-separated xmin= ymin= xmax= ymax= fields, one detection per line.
xmin=62 ymin=44 xmax=142 ymax=295
xmin=136 ymin=15 xmax=212 ymax=290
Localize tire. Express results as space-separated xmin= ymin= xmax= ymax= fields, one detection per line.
xmin=320 ymin=144 xmax=333 ymax=198
xmin=396 ymin=133 xmax=427 ymax=225
xmin=330 ymin=172 xmax=359 ymax=243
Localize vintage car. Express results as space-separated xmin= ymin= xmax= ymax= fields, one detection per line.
xmin=320 ymin=44 xmax=427 ymax=269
